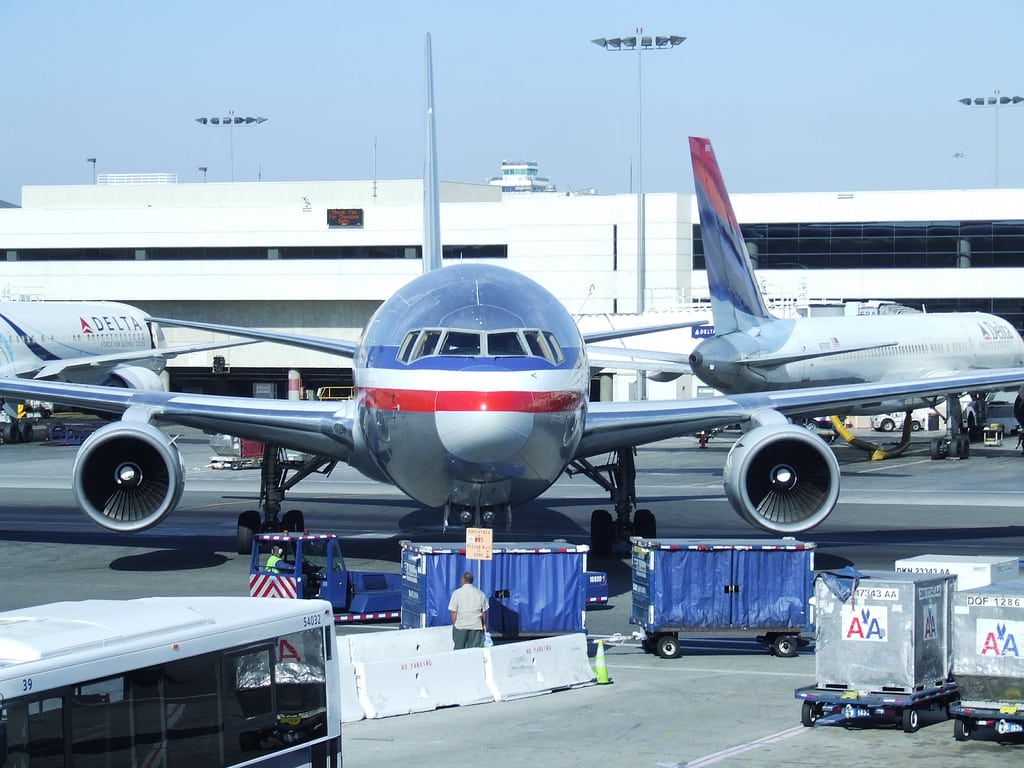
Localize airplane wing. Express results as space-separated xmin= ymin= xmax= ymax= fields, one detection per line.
xmin=150 ymin=316 xmax=360 ymax=359
xmin=5 ymin=367 xmax=1022 ymax=464
xmin=581 ymin=320 xmax=706 ymax=344
xmin=576 ymin=367 xmax=1024 ymax=457
xmin=29 ymin=339 xmax=256 ymax=380
xmin=587 ymin=346 xmax=691 ymax=377
xmin=0 ymin=376 xmax=358 ymax=460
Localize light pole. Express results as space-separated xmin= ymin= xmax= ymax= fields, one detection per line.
xmin=198 ymin=166 xmax=208 ymax=182
xmin=195 ymin=112 xmax=267 ymax=181
xmin=958 ymin=91 xmax=1024 ymax=187
xmin=593 ymin=30 xmax=685 ymax=399
xmin=87 ymin=157 xmax=97 ymax=184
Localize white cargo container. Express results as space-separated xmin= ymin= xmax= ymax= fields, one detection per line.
xmin=894 ymin=554 xmax=1019 ymax=591
xmin=949 ymin=577 xmax=1024 ymax=741
xmin=814 ymin=570 xmax=956 ymax=693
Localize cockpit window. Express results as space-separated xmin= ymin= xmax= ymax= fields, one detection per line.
xmin=486 ymin=331 xmax=528 ymax=356
xmin=399 ymin=327 xmax=566 ymax=364
xmin=440 ymin=331 xmax=481 ymax=356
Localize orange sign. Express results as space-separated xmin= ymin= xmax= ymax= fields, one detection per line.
xmin=466 ymin=527 xmax=493 ymax=560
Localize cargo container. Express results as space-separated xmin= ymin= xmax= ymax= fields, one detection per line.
xmin=797 ymin=570 xmax=958 ymax=732
xmin=949 ymin=577 xmax=1024 ymax=741
xmin=399 ymin=541 xmax=596 ymax=637
xmin=894 ymin=554 xmax=1019 ymax=591
xmin=628 ymin=537 xmax=815 ymax=659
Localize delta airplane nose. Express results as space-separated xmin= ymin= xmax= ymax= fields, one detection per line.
xmin=435 ymin=410 xmax=533 ymax=463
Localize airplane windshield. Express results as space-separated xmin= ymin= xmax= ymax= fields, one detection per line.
xmin=398 ymin=328 xmax=564 ymax=364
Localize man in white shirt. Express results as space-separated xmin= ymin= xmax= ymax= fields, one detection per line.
xmin=448 ymin=571 xmax=489 ymax=649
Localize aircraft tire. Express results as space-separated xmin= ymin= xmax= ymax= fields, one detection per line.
xmin=929 ymin=437 xmax=946 ymax=460
xmin=18 ymin=421 xmax=32 ymax=443
xmin=957 ymin=434 xmax=971 ymax=459
xmin=634 ymin=508 xmax=656 ymax=539
xmin=237 ymin=510 xmax=261 ymax=555
xmin=590 ymin=509 xmax=614 ymax=556
xmin=282 ymin=509 xmax=304 ymax=533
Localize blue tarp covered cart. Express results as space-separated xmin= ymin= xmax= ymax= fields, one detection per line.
xmin=630 ymin=537 xmax=816 ymax=658
xmin=399 ymin=541 xmax=593 ymax=637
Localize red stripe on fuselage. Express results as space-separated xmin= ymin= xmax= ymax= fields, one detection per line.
xmin=360 ymin=387 xmax=584 ymax=413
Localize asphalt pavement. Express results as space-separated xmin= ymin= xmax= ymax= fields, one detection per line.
xmin=1 ymin=423 xmax=1023 ymax=766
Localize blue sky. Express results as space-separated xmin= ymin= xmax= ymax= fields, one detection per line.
xmin=2 ymin=1 xmax=1022 ymax=205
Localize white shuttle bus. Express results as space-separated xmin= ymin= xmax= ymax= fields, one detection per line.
xmin=0 ymin=597 xmax=341 ymax=767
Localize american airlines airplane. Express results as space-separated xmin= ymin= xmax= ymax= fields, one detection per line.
xmin=687 ymin=136 xmax=1024 ymax=460
xmin=3 ymin=43 xmax=1024 ymax=550
xmin=0 ymin=300 xmax=247 ymax=441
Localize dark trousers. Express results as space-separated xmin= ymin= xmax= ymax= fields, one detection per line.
xmin=452 ymin=627 xmax=483 ymax=649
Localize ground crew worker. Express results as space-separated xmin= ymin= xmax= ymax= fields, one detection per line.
xmin=266 ymin=544 xmax=286 ymax=572
xmin=448 ymin=571 xmax=488 ymax=649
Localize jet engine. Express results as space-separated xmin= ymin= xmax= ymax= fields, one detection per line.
xmin=722 ymin=420 xmax=840 ymax=534
xmin=72 ymin=421 xmax=185 ymax=532
xmin=103 ymin=365 xmax=166 ymax=391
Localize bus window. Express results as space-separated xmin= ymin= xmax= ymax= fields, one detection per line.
xmin=72 ymin=677 xmax=128 ymax=767
xmin=2 ymin=697 xmax=64 ymax=768
xmin=223 ymin=646 xmax=275 ymax=764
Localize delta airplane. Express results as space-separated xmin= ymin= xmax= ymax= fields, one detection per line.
xmin=0 ymin=300 xmax=248 ymax=441
xmin=687 ymin=136 xmax=1024 ymax=460
xmin=4 ymin=50 xmax=1024 ymax=549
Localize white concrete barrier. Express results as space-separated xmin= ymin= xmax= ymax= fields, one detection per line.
xmin=354 ymin=648 xmax=494 ymax=718
xmin=334 ymin=633 xmax=364 ymax=723
xmin=485 ymin=633 xmax=595 ymax=701
xmin=343 ymin=625 xmax=454 ymax=663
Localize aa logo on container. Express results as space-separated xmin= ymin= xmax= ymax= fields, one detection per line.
xmin=842 ymin=605 xmax=888 ymax=641
xmin=977 ymin=620 xmax=1023 ymax=657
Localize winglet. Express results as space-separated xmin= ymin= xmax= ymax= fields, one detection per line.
xmin=423 ymin=33 xmax=442 ymax=273
xmin=689 ymin=137 xmax=773 ymax=334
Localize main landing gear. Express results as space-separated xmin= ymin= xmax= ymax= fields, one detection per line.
xmin=928 ymin=394 xmax=971 ymax=461
xmin=235 ymin=443 xmax=338 ymax=554
xmin=568 ymin=447 xmax=656 ymax=556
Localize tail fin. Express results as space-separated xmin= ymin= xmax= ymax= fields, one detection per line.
xmin=422 ymin=33 xmax=442 ymax=273
xmin=689 ymin=137 xmax=773 ymax=334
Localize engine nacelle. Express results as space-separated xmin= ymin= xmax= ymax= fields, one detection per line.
xmin=104 ymin=365 xmax=167 ymax=392
xmin=722 ymin=423 xmax=841 ymax=534
xmin=72 ymin=421 xmax=185 ymax=532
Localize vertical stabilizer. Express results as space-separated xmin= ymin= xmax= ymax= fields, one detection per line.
xmin=423 ymin=33 xmax=442 ymax=273
xmin=689 ymin=137 xmax=773 ymax=334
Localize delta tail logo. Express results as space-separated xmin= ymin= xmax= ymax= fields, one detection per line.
xmin=80 ymin=317 xmax=95 ymax=334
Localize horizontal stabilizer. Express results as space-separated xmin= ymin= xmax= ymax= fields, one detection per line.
xmin=582 ymin=320 xmax=706 ymax=344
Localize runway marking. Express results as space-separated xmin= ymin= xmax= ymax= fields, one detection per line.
xmin=665 ymin=725 xmax=806 ymax=767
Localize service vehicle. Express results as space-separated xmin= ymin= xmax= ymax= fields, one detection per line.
xmin=0 ymin=596 xmax=341 ymax=766
xmin=250 ymin=532 xmax=403 ymax=623
xmin=871 ymin=409 xmax=934 ymax=432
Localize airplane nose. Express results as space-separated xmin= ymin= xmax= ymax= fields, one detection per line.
xmin=436 ymin=410 xmax=533 ymax=463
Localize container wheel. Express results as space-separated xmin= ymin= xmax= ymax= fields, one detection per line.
xmin=901 ymin=707 xmax=920 ymax=733
xmin=655 ymin=634 xmax=682 ymax=659
xmin=953 ymin=717 xmax=972 ymax=741
xmin=771 ymin=634 xmax=799 ymax=658
xmin=800 ymin=701 xmax=819 ymax=727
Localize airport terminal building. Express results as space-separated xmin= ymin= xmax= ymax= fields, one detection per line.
xmin=2 ymin=176 xmax=1023 ymax=399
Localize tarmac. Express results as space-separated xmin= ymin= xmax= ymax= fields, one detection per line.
xmin=1 ymin=422 xmax=1023 ymax=766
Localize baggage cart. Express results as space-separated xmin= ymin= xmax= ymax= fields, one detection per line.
xmin=629 ymin=537 xmax=815 ymax=659
xmin=798 ymin=569 xmax=958 ymax=732
xmin=949 ymin=577 xmax=1024 ymax=742
xmin=399 ymin=541 xmax=600 ymax=637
